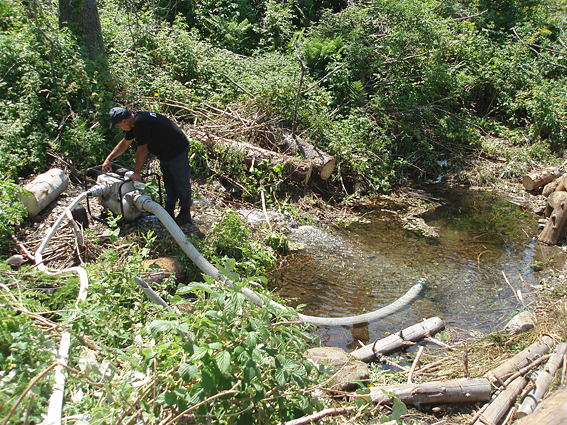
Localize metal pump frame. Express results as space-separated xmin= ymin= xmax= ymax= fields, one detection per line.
xmin=84 ymin=162 xmax=163 ymax=224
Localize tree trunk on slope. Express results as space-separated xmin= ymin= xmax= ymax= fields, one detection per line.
xmin=59 ymin=0 xmax=105 ymax=61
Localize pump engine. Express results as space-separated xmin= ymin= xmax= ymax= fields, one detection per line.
xmin=96 ymin=170 xmax=143 ymax=222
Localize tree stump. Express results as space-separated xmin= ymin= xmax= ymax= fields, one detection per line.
xmin=542 ymin=175 xmax=566 ymax=198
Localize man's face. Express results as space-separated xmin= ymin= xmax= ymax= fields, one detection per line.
xmin=115 ymin=118 xmax=133 ymax=131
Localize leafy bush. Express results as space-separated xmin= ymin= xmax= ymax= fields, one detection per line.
xmin=0 ymin=180 xmax=27 ymax=254
xmin=0 ymin=305 xmax=57 ymax=424
xmin=143 ymin=277 xmax=326 ymax=423
xmin=0 ymin=1 xmax=113 ymax=180
xmin=204 ymin=210 xmax=277 ymax=276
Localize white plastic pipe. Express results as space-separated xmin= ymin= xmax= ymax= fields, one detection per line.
xmin=132 ymin=193 xmax=423 ymax=327
xmin=36 ymin=190 xmax=93 ymax=425
xmin=38 ymin=186 xmax=422 ymax=425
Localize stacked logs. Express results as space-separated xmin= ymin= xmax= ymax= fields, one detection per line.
xmin=364 ymin=328 xmax=567 ymax=424
xmin=190 ymin=129 xmax=335 ymax=185
xmin=522 ymin=167 xmax=567 ymax=245
xmin=295 ymin=317 xmax=567 ymax=424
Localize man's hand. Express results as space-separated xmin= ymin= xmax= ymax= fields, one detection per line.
xmin=130 ymin=171 xmax=142 ymax=182
xmin=102 ymin=159 xmax=112 ymax=173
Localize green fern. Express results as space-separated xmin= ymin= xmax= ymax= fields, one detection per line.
xmin=48 ymin=278 xmax=80 ymax=312
xmin=0 ymin=288 xmax=50 ymax=314
xmin=302 ymin=36 xmax=344 ymax=70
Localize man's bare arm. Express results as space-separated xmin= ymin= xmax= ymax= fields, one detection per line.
xmin=102 ymin=138 xmax=134 ymax=172
xmin=130 ymin=144 xmax=148 ymax=182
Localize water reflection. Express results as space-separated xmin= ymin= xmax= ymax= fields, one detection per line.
xmin=269 ymin=186 xmax=566 ymax=350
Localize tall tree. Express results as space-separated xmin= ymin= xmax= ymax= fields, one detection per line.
xmin=59 ymin=0 xmax=105 ymax=61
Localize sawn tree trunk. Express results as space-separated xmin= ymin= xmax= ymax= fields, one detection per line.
xmin=192 ymin=130 xmax=312 ymax=185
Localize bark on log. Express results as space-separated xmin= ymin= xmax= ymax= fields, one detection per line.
xmin=485 ymin=335 xmax=554 ymax=386
xmin=274 ymin=130 xmax=336 ymax=180
xmin=370 ymin=378 xmax=492 ymax=406
xmin=351 ymin=317 xmax=445 ymax=363
xmin=539 ymin=192 xmax=567 ymax=245
xmin=475 ymin=376 xmax=527 ymax=425
xmin=514 ymin=384 xmax=567 ymax=425
xmin=192 ymin=130 xmax=312 ymax=185
xmin=515 ymin=342 xmax=567 ymax=419
xmin=19 ymin=168 xmax=68 ymax=217
xmin=543 ymin=176 xmax=566 ymax=198
xmin=523 ymin=167 xmax=562 ymax=191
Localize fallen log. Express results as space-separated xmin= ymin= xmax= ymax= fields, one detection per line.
xmin=273 ymin=129 xmax=335 ymax=180
xmin=515 ymin=342 xmax=567 ymax=418
xmin=475 ymin=376 xmax=527 ymax=425
xmin=351 ymin=317 xmax=445 ymax=363
xmin=539 ymin=191 xmax=567 ymax=245
xmin=522 ymin=167 xmax=562 ymax=191
xmin=370 ymin=377 xmax=491 ymax=406
xmin=485 ymin=335 xmax=554 ymax=386
xmin=514 ymin=384 xmax=567 ymax=425
xmin=19 ymin=168 xmax=68 ymax=217
xmin=542 ymin=176 xmax=566 ymax=198
xmin=191 ymin=130 xmax=312 ymax=185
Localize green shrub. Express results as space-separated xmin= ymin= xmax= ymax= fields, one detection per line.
xmin=205 ymin=210 xmax=277 ymax=276
xmin=0 ymin=180 xmax=27 ymax=254
xmin=0 ymin=306 xmax=56 ymax=424
xmin=148 ymin=277 xmax=326 ymax=423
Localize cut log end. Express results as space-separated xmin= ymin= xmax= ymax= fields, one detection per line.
xmin=319 ymin=158 xmax=336 ymax=180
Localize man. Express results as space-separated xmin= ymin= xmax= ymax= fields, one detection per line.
xmin=102 ymin=107 xmax=193 ymax=226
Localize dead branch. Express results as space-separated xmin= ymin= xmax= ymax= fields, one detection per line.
xmin=281 ymin=406 xmax=357 ymax=425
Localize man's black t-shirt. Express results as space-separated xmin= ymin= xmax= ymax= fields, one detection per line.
xmin=125 ymin=112 xmax=189 ymax=161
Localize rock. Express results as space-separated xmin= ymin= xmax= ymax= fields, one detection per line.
xmin=306 ymin=347 xmax=369 ymax=391
xmin=6 ymin=254 xmax=26 ymax=267
xmin=141 ymin=256 xmax=186 ymax=284
xmin=505 ymin=311 xmax=535 ymax=334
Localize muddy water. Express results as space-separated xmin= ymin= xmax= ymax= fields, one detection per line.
xmin=270 ymin=186 xmax=566 ymax=350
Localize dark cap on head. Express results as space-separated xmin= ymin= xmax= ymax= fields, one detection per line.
xmin=109 ymin=107 xmax=131 ymax=129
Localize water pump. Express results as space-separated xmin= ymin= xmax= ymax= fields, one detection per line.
xmin=96 ymin=170 xmax=143 ymax=222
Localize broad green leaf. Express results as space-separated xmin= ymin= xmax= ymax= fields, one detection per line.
xmin=201 ymin=369 xmax=215 ymax=394
xmin=244 ymin=359 xmax=257 ymax=381
xmin=215 ymin=350 xmax=231 ymax=376
xmin=191 ymin=346 xmax=210 ymax=362
xmin=179 ymin=363 xmax=199 ymax=381
xmin=391 ymin=396 xmax=407 ymax=420
xmin=246 ymin=332 xmax=258 ymax=350
xmin=183 ymin=341 xmax=195 ymax=355
xmin=164 ymin=391 xmax=177 ymax=406
xmin=275 ymin=369 xmax=288 ymax=387
xmin=149 ymin=320 xmax=174 ymax=336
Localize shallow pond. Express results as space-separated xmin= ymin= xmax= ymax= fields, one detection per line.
xmin=269 ymin=185 xmax=566 ymax=350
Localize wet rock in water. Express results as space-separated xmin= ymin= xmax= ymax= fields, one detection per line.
xmin=505 ymin=311 xmax=535 ymax=334
xmin=306 ymin=346 xmax=369 ymax=391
